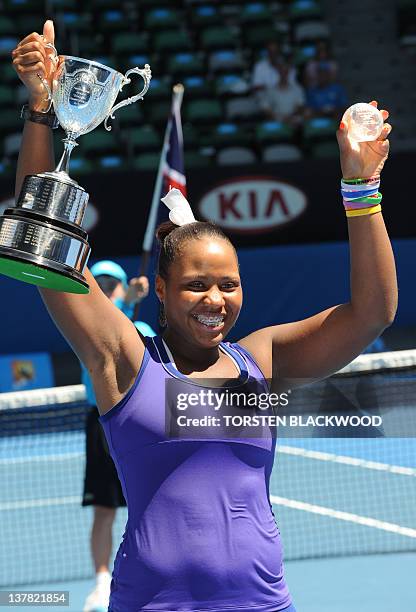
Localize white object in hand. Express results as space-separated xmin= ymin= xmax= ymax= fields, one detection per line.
xmin=342 ymin=103 xmax=384 ymax=142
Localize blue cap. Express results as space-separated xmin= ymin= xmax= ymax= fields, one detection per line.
xmin=90 ymin=260 xmax=128 ymax=289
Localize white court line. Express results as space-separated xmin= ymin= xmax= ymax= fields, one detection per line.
xmin=277 ymin=445 xmax=416 ymax=477
xmin=0 ymin=496 xmax=81 ymax=511
xmin=0 ymin=453 xmax=83 ymax=465
xmin=271 ymin=495 xmax=416 ymax=538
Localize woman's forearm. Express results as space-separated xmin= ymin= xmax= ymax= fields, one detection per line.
xmin=348 ymin=212 xmax=397 ymax=328
xmin=15 ymin=119 xmax=55 ymax=201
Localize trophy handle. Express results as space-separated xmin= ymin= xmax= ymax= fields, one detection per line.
xmin=104 ymin=64 xmax=152 ymax=131
xmin=36 ymin=41 xmax=58 ymax=113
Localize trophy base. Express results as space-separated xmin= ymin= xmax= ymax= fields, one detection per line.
xmin=0 ymin=214 xmax=90 ymax=293
xmin=0 ymin=251 xmax=89 ymax=294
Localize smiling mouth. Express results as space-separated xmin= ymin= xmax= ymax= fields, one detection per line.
xmin=192 ymin=313 xmax=226 ymax=329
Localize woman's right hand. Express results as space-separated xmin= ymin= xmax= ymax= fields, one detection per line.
xmin=11 ymin=20 xmax=57 ymax=112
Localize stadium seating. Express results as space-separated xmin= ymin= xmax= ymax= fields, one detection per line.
xmin=210 ymin=123 xmax=252 ymax=148
xmin=262 ymin=144 xmax=303 ymax=162
xmin=208 ymin=50 xmax=245 ymax=73
xmin=128 ymin=125 xmax=161 ymax=151
xmin=153 ymin=30 xmax=192 ymax=52
xmin=225 ymin=97 xmax=260 ymax=122
xmin=168 ymin=53 xmax=205 ymax=76
xmin=294 ymin=20 xmax=330 ymax=43
xmin=81 ymin=131 xmax=120 ymax=157
xmin=181 ymin=76 xmax=212 ymax=98
xmin=184 ymin=150 xmax=212 ymax=168
xmin=303 ymin=118 xmax=338 ymax=144
xmin=217 ymin=146 xmax=257 ymax=165
xmin=0 ymin=0 xmax=346 ymax=175
xmin=289 ymin=1 xmax=323 ymax=22
xmin=144 ymin=8 xmax=180 ymax=30
xmin=69 ymin=157 xmax=94 ymax=176
xmin=256 ymin=121 xmax=294 ymax=144
xmin=190 ymin=5 xmax=222 ymax=28
xmin=215 ymin=75 xmax=250 ymax=97
xmin=112 ymin=33 xmax=148 ymax=55
xmin=132 ymin=152 xmax=160 ymax=171
xmin=185 ymin=99 xmax=223 ymax=123
xmin=201 ymin=26 xmax=238 ymax=50
xmin=241 ymin=3 xmax=273 ymax=24
xmin=310 ymin=140 xmax=340 ymax=159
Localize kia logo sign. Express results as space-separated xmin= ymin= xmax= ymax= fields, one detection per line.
xmin=198 ymin=176 xmax=307 ymax=234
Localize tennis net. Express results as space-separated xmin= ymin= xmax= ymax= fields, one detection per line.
xmin=0 ymin=350 xmax=415 ymax=586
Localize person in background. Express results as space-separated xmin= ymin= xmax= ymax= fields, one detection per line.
xmin=256 ymin=62 xmax=306 ymax=126
xmin=252 ymin=39 xmax=297 ymax=95
xmin=303 ymin=40 xmax=338 ymax=88
xmin=305 ymin=62 xmax=348 ymax=120
xmin=82 ymin=261 xmax=156 ymax=612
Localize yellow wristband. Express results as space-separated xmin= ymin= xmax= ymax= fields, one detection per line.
xmin=345 ymin=204 xmax=382 ymax=218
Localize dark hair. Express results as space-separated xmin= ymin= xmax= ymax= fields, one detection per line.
xmin=156 ymin=220 xmax=236 ymax=279
xmin=95 ymin=274 xmax=121 ymax=297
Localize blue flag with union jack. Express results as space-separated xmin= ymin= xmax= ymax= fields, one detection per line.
xmin=163 ymin=97 xmax=186 ymax=198
xmin=158 ymin=91 xmax=187 ymax=227
xmin=141 ymin=86 xmax=187 ymax=262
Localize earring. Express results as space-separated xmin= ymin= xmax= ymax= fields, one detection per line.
xmin=159 ymin=302 xmax=167 ymax=327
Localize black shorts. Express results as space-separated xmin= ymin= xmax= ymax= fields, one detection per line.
xmin=82 ymin=406 xmax=127 ymax=508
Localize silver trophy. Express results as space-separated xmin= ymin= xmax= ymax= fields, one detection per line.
xmin=0 ymin=55 xmax=151 ymax=293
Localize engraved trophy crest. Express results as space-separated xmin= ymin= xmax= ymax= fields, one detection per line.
xmin=0 ymin=54 xmax=151 ymax=293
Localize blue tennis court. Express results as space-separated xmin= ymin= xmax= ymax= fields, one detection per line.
xmin=1 ymin=415 xmax=415 ymax=610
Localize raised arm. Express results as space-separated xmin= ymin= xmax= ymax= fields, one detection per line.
xmin=240 ymin=102 xmax=397 ymax=386
xmin=12 ymin=22 xmax=144 ymax=409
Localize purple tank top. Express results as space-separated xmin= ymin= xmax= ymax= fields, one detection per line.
xmin=99 ymin=335 xmax=291 ymax=612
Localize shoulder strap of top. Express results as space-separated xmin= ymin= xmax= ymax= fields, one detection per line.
xmin=226 ymin=342 xmax=269 ymax=390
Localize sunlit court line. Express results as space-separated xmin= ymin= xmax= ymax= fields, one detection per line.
xmin=0 ymin=496 xmax=81 ymax=511
xmin=277 ymin=445 xmax=416 ymax=477
xmin=0 ymin=452 xmax=83 ymax=465
xmin=270 ymin=495 xmax=416 ymax=538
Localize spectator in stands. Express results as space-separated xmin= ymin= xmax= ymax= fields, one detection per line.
xmin=252 ymin=40 xmax=297 ymax=94
xmin=255 ymin=62 xmax=306 ymax=126
xmin=305 ymin=62 xmax=348 ymax=120
xmin=303 ymin=40 xmax=338 ymax=88
xmin=82 ymin=261 xmax=156 ymax=612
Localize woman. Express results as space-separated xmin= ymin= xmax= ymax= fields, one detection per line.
xmin=12 ymin=21 xmax=397 ymax=612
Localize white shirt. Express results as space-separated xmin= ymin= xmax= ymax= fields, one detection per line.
xmin=264 ymin=83 xmax=305 ymax=120
xmin=252 ymin=58 xmax=297 ymax=89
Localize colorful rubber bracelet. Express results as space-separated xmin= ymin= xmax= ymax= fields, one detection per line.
xmin=346 ymin=204 xmax=382 ymax=218
xmin=344 ymin=200 xmax=381 ymax=211
xmin=343 ymin=193 xmax=383 ymax=209
xmin=341 ymin=178 xmax=380 ymax=190
xmin=342 ymin=187 xmax=379 ymax=200
xmin=346 ymin=195 xmax=382 ymax=207
xmin=341 ymin=183 xmax=380 ymax=198
xmin=342 ymin=176 xmax=380 ymax=185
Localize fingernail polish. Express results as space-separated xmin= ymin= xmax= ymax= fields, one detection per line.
xmin=339 ymin=121 xmax=345 ymax=130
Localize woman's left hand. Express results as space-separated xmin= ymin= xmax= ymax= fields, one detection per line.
xmin=337 ymin=101 xmax=392 ymax=180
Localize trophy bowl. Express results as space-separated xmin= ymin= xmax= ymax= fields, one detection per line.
xmin=0 ymin=55 xmax=151 ymax=293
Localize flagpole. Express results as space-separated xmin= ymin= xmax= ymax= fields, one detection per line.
xmin=139 ymin=83 xmax=184 ymax=276
xmin=133 ymin=83 xmax=184 ymax=321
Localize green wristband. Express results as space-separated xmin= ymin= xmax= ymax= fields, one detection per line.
xmin=342 ymin=177 xmax=379 ymax=185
